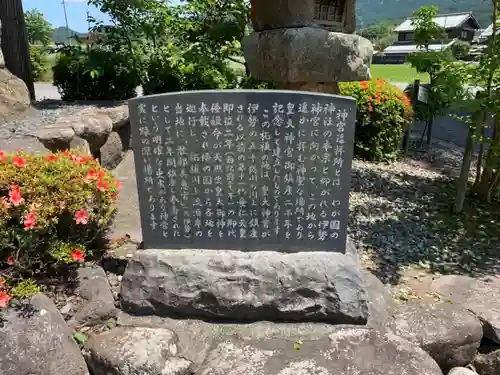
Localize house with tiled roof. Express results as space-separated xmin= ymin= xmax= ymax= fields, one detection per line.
xmin=381 ymin=12 xmax=481 ymax=64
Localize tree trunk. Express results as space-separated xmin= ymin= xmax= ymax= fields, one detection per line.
xmin=475 ymin=117 xmax=500 ymax=201
xmin=454 ymin=109 xmax=481 ymax=213
xmin=0 ymin=0 xmax=35 ymax=100
xmin=473 ymin=116 xmax=486 ymax=189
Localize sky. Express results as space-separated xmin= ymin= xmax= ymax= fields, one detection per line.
xmin=22 ymin=0 xmax=181 ymax=33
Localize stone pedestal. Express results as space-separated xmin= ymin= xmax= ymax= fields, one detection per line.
xmin=244 ymin=0 xmax=373 ymax=92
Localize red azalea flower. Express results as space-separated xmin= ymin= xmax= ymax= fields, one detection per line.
xmin=74 ymin=209 xmax=89 ymax=225
xmin=45 ymin=154 xmax=58 ymax=161
xmin=12 ymin=156 xmax=25 ymax=168
xmin=23 ymin=211 xmax=37 ymax=230
xmin=0 ymin=151 xmax=6 ymax=163
xmin=71 ymin=249 xmax=85 ymax=263
xmin=367 ymin=96 xmax=373 ymax=101
xmin=360 ymin=81 xmax=368 ymax=88
xmin=62 ymin=150 xmax=71 ymax=157
xmin=364 ymin=87 xmax=369 ymax=93
xmin=71 ymin=155 xmax=86 ymax=164
xmin=7 ymin=254 xmax=14 ymax=266
xmin=8 ymin=185 xmax=23 ymax=206
xmin=383 ymin=95 xmax=389 ymax=100
xmin=0 ymin=290 xmax=11 ymax=308
xmin=376 ymin=97 xmax=381 ymax=103
xmin=85 ymin=169 xmax=99 ymax=181
xmin=96 ymin=179 xmax=110 ymax=192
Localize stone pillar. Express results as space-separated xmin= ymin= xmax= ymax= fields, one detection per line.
xmin=243 ymin=0 xmax=373 ymax=94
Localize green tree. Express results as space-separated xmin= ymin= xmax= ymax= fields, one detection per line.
xmin=87 ymin=0 xmax=250 ymax=89
xmin=455 ymin=0 xmax=500 ymax=209
xmin=406 ymin=6 xmax=467 ymax=145
xmin=24 ymin=9 xmax=53 ymax=45
xmin=358 ymin=20 xmax=397 ymax=50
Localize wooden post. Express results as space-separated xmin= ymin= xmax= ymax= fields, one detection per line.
xmin=0 ymin=0 xmax=35 ymax=100
xmin=402 ymin=79 xmax=420 ymax=155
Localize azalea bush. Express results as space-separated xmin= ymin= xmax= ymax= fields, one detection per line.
xmin=340 ymin=79 xmax=413 ymax=162
xmin=0 ymin=150 xmax=119 ymax=308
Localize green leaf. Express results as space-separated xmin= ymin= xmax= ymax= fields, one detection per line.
xmin=106 ymin=318 xmax=116 ymax=329
xmin=72 ymin=332 xmax=87 ymax=345
xmin=293 ymin=340 xmax=303 ymax=351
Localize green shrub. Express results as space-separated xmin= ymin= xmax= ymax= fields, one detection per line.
xmin=142 ymin=48 xmax=238 ymax=95
xmin=53 ymin=46 xmax=140 ymax=101
xmin=0 ymin=149 xmax=119 ymax=306
xmin=29 ymin=45 xmax=49 ymax=82
xmin=340 ymin=79 xmax=412 ymax=162
xmin=238 ymin=74 xmax=277 ymax=89
xmin=451 ymin=40 xmax=471 ymax=60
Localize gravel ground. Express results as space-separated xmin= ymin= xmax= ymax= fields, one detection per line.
xmin=0 ymin=101 xmax=125 ymax=140
xmin=348 ymin=140 xmax=500 ymax=299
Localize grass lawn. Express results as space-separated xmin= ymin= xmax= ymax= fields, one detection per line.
xmin=37 ymin=53 xmax=57 ymax=83
xmin=370 ymin=64 xmax=429 ymax=84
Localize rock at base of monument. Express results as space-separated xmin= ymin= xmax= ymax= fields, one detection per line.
xmin=196 ymin=326 xmax=443 ymax=375
xmin=242 ymin=27 xmax=373 ymax=83
xmin=120 ymin=249 xmax=369 ymax=324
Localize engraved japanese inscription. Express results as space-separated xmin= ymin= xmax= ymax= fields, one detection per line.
xmin=128 ymin=90 xmax=356 ymax=252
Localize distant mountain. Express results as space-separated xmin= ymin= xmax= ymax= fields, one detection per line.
xmin=356 ymin=0 xmax=492 ymax=28
xmin=52 ymin=26 xmax=85 ymax=44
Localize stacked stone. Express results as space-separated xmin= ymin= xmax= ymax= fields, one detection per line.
xmin=242 ymin=0 xmax=373 ymax=94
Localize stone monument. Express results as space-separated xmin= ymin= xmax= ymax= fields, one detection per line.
xmin=122 ymin=89 xmax=368 ymax=323
xmin=244 ymin=0 xmax=372 ymax=94
xmin=129 ymin=90 xmax=356 ymax=253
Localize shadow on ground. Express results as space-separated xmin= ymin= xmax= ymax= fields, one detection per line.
xmin=348 ymin=153 xmax=500 ymax=286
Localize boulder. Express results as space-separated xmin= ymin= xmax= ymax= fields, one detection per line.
xmin=473 ymin=346 xmax=500 ymax=375
xmin=67 ymin=265 xmax=117 ymax=328
xmin=85 ymin=326 xmax=193 ymax=375
xmin=362 ymin=270 xmax=394 ymax=328
xmin=388 ymin=300 xmax=482 ymax=371
xmin=99 ymin=121 xmax=131 ymax=169
xmin=196 ymin=326 xmax=443 ymax=375
xmin=431 ymin=275 xmax=500 ymax=343
xmin=448 ymin=368 xmax=479 ymax=375
xmin=120 ymin=249 xmax=370 ymax=324
xmin=0 ymin=68 xmax=31 ymax=124
xmin=37 ymin=104 xmax=129 ymax=160
xmin=0 ymin=293 xmax=89 ymax=375
xmin=242 ymin=27 xmax=372 ymax=84
xmin=473 ymin=348 xmax=500 ymax=375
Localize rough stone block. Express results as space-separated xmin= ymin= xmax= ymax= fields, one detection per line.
xmin=0 ymin=294 xmax=89 ymax=375
xmin=251 ymin=0 xmax=315 ymax=31
xmin=388 ymin=300 xmax=482 ymax=371
xmin=85 ymin=327 xmax=192 ymax=375
xmin=196 ymin=327 xmax=443 ymax=375
xmin=243 ymin=27 xmax=373 ymax=83
xmin=0 ymin=68 xmax=31 ymax=124
xmin=120 ymin=249 xmax=370 ymax=324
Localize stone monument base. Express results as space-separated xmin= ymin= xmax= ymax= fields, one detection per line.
xmin=119 ymin=247 xmax=390 ymax=327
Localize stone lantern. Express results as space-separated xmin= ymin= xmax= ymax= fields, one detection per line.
xmin=243 ymin=0 xmax=372 ymax=94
